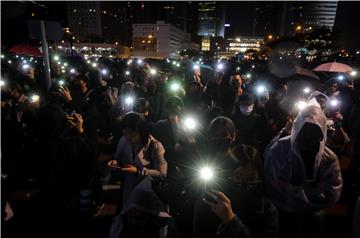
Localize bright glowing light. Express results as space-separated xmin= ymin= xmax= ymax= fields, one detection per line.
xmin=31 ymin=94 xmax=40 ymax=103
xmin=252 ymin=65 xmax=255 ymax=69
xmin=236 ymin=67 xmax=240 ymax=71
xmin=350 ymin=71 xmax=357 ymax=77
xmin=137 ymin=59 xmax=143 ymax=65
xmin=199 ymin=167 xmax=214 ymax=181
xmin=330 ymin=99 xmax=339 ymax=107
xmin=150 ymin=69 xmax=157 ymax=75
xmin=246 ymin=73 xmax=251 ymax=78
xmin=296 ymin=101 xmax=307 ymax=110
xmin=63 ymin=62 xmax=68 ymax=66
xmin=22 ymin=64 xmax=30 ymax=70
xmin=57 ymin=61 xmax=62 ymax=65
xmin=217 ymin=64 xmax=224 ymax=71
xmin=338 ymin=75 xmax=345 ymax=81
xmin=176 ymin=63 xmax=180 ymax=67
xmin=8 ymin=60 xmax=12 ymax=64
xmin=303 ymin=87 xmax=311 ymax=94
xmin=170 ymin=82 xmax=181 ymax=92
xmin=0 ymin=80 xmax=5 ymax=87
xmin=1 ymin=54 xmax=5 ymax=59
xmin=125 ymin=96 xmax=134 ymax=105
xmin=58 ymin=80 xmax=65 ymax=86
xmin=87 ymin=60 xmax=91 ymax=64
xmin=183 ymin=116 xmax=197 ymax=131
xmin=256 ymin=85 xmax=266 ymax=94
xmin=70 ymin=68 xmax=76 ymax=74
xmin=101 ymin=69 xmax=108 ymax=75
xmin=193 ymin=64 xmax=200 ymax=70
xmin=172 ymin=61 xmax=176 ymax=65
xmin=53 ymin=55 xmax=60 ymax=61
xmin=125 ymin=70 xmax=130 ymax=76
xmin=92 ymin=62 xmax=97 ymax=68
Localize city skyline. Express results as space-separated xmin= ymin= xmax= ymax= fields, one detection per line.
xmin=2 ymin=1 xmax=360 ymax=49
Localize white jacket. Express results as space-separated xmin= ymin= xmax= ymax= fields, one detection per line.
xmin=265 ymin=105 xmax=342 ymax=213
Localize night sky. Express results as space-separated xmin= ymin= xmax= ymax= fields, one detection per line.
xmin=225 ymin=2 xmax=257 ymax=36
xmin=2 ymin=1 xmax=360 ymax=49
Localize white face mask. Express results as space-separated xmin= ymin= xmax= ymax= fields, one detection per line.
xmin=239 ymin=104 xmax=254 ymax=116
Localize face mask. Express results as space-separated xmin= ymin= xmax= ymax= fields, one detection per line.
xmin=239 ymin=105 xmax=254 ymax=116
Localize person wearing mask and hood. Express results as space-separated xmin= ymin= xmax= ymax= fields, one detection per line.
xmin=264 ymin=104 xmax=342 ymax=238
xmin=108 ymin=176 xmax=171 ymax=238
xmin=231 ymin=93 xmax=272 ymax=154
xmin=193 ymin=116 xmax=278 ymax=238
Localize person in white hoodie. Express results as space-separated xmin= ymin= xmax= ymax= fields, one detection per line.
xmin=264 ymin=104 xmax=342 ymax=238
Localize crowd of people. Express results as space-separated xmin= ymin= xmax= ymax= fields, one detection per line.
xmin=1 ymin=53 xmax=360 ymax=238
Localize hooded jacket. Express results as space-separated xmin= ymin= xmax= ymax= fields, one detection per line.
xmin=264 ymin=105 xmax=342 ymax=213
xmin=108 ymin=176 xmax=170 ymax=238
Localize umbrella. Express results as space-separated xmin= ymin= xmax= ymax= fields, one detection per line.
xmin=9 ymin=44 xmax=41 ymax=57
xmin=313 ymin=62 xmax=353 ymax=73
xmin=270 ymin=61 xmax=319 ymax=80
xmin=294 ymin=66 xmax=320 ymax=80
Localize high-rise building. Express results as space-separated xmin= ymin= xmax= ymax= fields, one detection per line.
xmin=253 ymin=2 xmax=283 ymax=37
xmin=101 ymin=2 xmax=133 ymax=45
xmin=161 ymin=2 xmax=199 ymax=40
xmin=67 ymin=2 xmax=136 ymax=44
xmin=197 ymin=2 xmax=225 ymax=38
xmin=253 ymin=3 xmax=274 ymax=37
xmin=132 ymin=21 xmax=199 ymax=59
xmin=67 ymin=2 xmax=102 ymax=42
xmin=285 ymin=1 xmax=338 ymax=34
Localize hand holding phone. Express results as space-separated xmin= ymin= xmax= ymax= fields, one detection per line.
xmin=203 ymin=190 xmax=235 ymax=224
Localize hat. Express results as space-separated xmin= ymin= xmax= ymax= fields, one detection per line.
xmin=165 ymin=96 xmax=184 ymax=114
xmin=124 ymin=176 xmax=171 ymax=218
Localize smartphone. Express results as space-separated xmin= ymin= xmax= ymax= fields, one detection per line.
xmin=204 ymin=192 xmax=218 ymax=204
xmin=65 ymin=110 xmax=76 ymax=120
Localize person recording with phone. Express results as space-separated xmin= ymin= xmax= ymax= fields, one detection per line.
xmin=193 ymin=116 xmax=278 ymax=238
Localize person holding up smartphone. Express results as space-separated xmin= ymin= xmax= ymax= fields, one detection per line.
xmin=203 ymin=190 xmax=251 ymax=238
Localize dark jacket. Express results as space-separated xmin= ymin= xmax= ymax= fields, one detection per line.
xmin=193 ymin=145 xmax=278 ymax=238
xmin=216 ymin=201 xmax=278 ymax=238
xmin=231 ymin=111 xmax=272 ymax=154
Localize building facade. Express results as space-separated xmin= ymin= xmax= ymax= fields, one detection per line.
xmin=132 ymin=21 xmax=199 ymax=59
xmin=197 ymin=2 xmax=225 ymax=38
xmin=285 ymin=1 xmax=338 ymax=34
xmin=67 ymin=2 xmax=102 ymax=42
xmin=216 ymin=36 xmax=264 ymax=58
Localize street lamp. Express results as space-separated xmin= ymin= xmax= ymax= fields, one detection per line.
xmin=268 ymin=35 xmax=273 ymax=40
